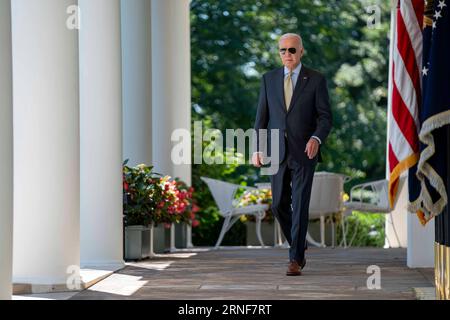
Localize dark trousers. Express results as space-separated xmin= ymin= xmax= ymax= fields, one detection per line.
xmin=270 ymin=143 xmax=316 ymax=263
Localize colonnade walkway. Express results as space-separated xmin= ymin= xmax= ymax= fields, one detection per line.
xmin=65 ymin=247 xmax=434 ymax=300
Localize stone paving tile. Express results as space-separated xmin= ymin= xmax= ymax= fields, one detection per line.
xmin=70 ymin=247 xmax=434 ymax=300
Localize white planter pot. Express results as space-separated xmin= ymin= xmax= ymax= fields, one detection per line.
xmin=246 ymin=221 xmax=276 ymax=246
xmin=152 ymin=223 xmax=166 ymax=253
xmin=175 ymin=223 xmax=187 ymax=248
xmin=124 ymin=225 xmax=150 ymax=260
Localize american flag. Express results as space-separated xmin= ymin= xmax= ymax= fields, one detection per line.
xmin=388 ymin=0 xmax=423 ymax=218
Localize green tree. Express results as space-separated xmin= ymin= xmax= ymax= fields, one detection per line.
xmin=191 ymin=0 xmax=391 ymax=246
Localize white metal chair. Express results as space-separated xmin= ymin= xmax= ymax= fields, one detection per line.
xmin=308 ymin=172 xmax=349 ymax=247
xmin=341 ymin=178 xmax=394 ymax=247
xmin=201 ymin=177 xmax=269 ymax=249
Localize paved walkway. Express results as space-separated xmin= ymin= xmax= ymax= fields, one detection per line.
xmin=70 ymin=247 xmax=434 ymax=300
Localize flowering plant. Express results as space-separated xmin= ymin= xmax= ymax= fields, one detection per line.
xmin=237 ymin=188 xmax=274 ymax=223
xmin=123 ymin=163 xmax=161 ymax=227
xmin=123 ymin=161 xmax=200 ymax=228
xmin=154 ymin=176 xmax=200 ymax=228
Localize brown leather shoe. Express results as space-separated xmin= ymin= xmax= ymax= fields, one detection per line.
xmin=286 ymin=260 xmax=302 ymax=276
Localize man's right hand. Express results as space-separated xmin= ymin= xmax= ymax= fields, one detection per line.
xmin=252 ymin=152 xmax=264 ymax=167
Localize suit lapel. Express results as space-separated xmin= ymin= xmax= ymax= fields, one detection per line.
xmin=276 ymin=67 xmax=287 ymax=114
xmin=287 ymin=66 xmax=310 ymax=114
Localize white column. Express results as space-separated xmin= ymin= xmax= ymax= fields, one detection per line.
xmin=79 ymin=0 xmax=124 ymax=270
xmin=407 ymin=209 xmax=435 ymax=268
xmin=152 ymin=0 xmax=192 ymax=249
xmin=0 ymin=0 xmax=13 ymax=300
xmin=12 ymin=0 xmax=80 ymax=290
xmin=121 ymin=0 xmax=152 ymax=167
xmin=405 ymin=169 xmax=435 ymax=267
xmin=387 ymin=174 xmax=434 ymax=267
xmin=151 ymin=0 xmax=191 ymax=185
xmin=385 ymin=5 xmax=399 ymax=249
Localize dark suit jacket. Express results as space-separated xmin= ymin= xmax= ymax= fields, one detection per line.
xmin=254 ymin=65 xmax=332 ymax=165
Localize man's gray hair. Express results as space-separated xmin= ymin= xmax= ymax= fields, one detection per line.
xmin=279 ymin=33 xmax=304 ymax=49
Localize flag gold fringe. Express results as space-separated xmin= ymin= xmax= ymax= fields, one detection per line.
xmin=388 ymin=153 xmax=419 ymax=208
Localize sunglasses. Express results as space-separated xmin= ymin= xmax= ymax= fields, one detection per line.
xmin=279 ymin=47 xmax=297 ymax=55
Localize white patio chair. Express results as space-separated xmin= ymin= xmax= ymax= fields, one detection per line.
xmin=308 ymin=172 xmax=349 ymax=248
xmin=341 ymin=178 xmax=394 ymax=247
xmin=201 ymin=177 xmax=269 ymax=249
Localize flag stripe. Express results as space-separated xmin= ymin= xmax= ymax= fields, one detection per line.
xmin=392 ymin=51 xmax=421 ymax=132
xmin=389 ymin=143 xmax=399 ymax=172
xmin=396 ymin=9 xmax=422 ymax=109
xmin=391 ymin=78 xmax=419 ymax=152
xmin=400 ymin=0 xmax=423 ymax=77
xmin=388 ymin=0 xmax=423 ymax=208
xmin=389 ymin=101 xmax=415 ymax=164
xmin=410 ymin=0 xmax=425 ymax=32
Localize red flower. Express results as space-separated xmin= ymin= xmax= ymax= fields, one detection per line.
xmin=177 ymin=203 xmax=186 ymax=213
xmin=192 ymin=220 xmax=200 ymax=227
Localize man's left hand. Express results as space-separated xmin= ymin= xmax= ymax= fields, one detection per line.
xmin=305 ymin=138 xmax=319 ymax=159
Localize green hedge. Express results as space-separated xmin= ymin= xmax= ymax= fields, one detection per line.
xmin=336 ymin=211 xmax=386 ymax=247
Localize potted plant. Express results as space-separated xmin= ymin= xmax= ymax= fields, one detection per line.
xmin=154 ymin=176 xmax=200 ymax=250
xmin=123 ymin=161 xmax=162 ymax=260
xmin=123 ymin=162 xmax=201 ymax=258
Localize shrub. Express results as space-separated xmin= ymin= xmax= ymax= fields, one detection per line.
xmin=336 ymin=211 xmax=386 ymax=247
xmin=123 ymin=161 xmax=200 ymax=228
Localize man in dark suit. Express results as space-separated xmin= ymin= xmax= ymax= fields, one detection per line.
xmin=252 ymin=33 xmax=332 ymax=276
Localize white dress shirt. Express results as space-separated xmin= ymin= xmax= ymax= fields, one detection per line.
xmin=284 ymin=63 xmax=302 ymax=90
